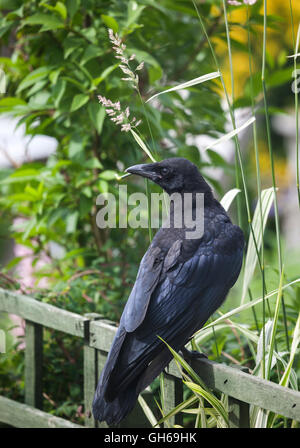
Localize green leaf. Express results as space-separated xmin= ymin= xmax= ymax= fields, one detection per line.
xmin=101 ymin=14 xmax=118 ymax=33
xmin=54 ymin=1 xmax=67 ymax=20
xmin=68 ymin=135 xmax=83 ymax=159
xmin=3 ymin=257 xmax=24 ymax=271
xmin=127 ymin=48 xmax=162 ymax=83
xmin=17 ymin=67 xmax=52 ymax=93
xmin=81 ymin=45 xmax=103 ymax=65
xmin=26 ymin=80 xmax=48 ymax=98
xmin=63 ymin=37 xmax=82 ymax=59
xmin=99 ymin=170 xmax=117 ymax=180
xmin=92 ymin=64 xmax=119 ymax=86
xmin=83 ymin=158 xmax=103 ymax=169
xmin=126 ymin=1 xmax=146 ymax=29
xmin=23 ymin=13 xmax=64 ymax=31
xmin=66 ymin=0 xmax=80 ymax=20
xmin=177 ymin=146 xmax=200 ymax=165
xmin=206 ymin=149 xmax=228 ymax=168
xmin=267 ymin=67 xmax=293 ymax=88
xmin=0 ymin=0 xmax=20 ymax=9
xmin=79 ymin=194 xmax=92 ymax=217
xmin=0 ymin=97 xmax=27 ymax=112
xmin=88 ymin=103 xmax=106 ymax=134
xmin=52 ymin=79 xmax=67 ymax=108
xmin=66 ymin=211 xmax=79 ymax=233
xmin=71 ymin=94 xmax=90 ymax=112
xmin=98 ymin=180 xmax=108 ymax=193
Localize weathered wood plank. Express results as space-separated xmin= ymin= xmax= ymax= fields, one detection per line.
xmin=25 ymin=321 xmax=43 ymax=409
xmin=0 ymin=396 xmax=83 ymax=428
xmin=0 ymin=288 xmax=89 ymax=337
xmin=89 ymin=318 xmax=117 ymax=351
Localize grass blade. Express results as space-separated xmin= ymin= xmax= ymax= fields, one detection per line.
xmin=157 ymin=336 xmax=229 ymax=427
xmin=241 ymin=188 xmax=275 ymax=304
xmin=265 ymin=269 xmax=284 ymax=379
xmin=146 ymin=71 xmax=221 ymax=103
xmin=280 ymin=311 xmax=300 ymax=388
xmin=184 ymin=381 xmax=228 ymax=427
xmin=204 ymin=117 xmax=256 ymax=151
xmin=154 ymin=396 xmax=198 ymax=427
xmin=130 ymin=129 xmax=157 ymax=162
xmin=138 ymin=394 xmax=158 ymax=427
xmin=220 ymin=188 xmax=241 ymax=212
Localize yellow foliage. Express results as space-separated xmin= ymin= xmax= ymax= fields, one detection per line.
xmin=250 ymin=144 xmax=290 ymax=190
xmin=215 ymin=2 xmax=300 ymax=98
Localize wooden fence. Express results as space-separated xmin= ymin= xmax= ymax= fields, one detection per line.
xmin=0 ymin=287 xmax=299 ymax=428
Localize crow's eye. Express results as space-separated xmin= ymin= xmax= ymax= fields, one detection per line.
xmin=161 ymin=167 xmax=169 ymax=175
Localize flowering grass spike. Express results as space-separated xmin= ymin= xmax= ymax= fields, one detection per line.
xmin=108 ymin=28 xmax=145 ymax=90
xmin=98 ymin=95 xmax=141 ymax=132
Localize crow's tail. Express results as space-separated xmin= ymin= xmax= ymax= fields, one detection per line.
xmin=92 ymin=382 xmax=138 ymax=425
xmin=92 ymin=347 xmax=173 ymax=425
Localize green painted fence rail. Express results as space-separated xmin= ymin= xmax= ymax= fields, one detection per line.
xmin=0 ymin=287 xmax=300 ymax=428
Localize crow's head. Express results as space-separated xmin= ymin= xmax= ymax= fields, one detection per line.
xmin=126 ymin=157 xmax=212 ymax=196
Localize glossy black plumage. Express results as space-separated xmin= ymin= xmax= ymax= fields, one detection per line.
xmin=92 ymin=157 xmax=244 ymax=425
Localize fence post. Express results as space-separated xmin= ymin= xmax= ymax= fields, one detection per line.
xmin=228 ymin=396 xmax=250 ymax=428
xmin=83 ymin=344 xmax=98 ymax=427
xmin=162 ymin=371 xmax=183 ymax=427
xmin=96 ymin=349 xmax=110 ymax=428
xmin=25 ymin=320 xmax=43 ymax=409
xmin=83 ymin=313 xmax=103 ymax=428
xmin=227 ymin=364 xmax=250 ymax=428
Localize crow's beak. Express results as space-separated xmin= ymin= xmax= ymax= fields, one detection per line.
xmin=125 ymin=163 xmax=160 ymax=181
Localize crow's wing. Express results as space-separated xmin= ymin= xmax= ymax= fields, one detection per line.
xmin=93 ymin=242 xmax=167 ymax=397
xmin=122 ymin=244 xmax=165 ymax=333
xmin=105 ymin=225 xmax=244 ymax=400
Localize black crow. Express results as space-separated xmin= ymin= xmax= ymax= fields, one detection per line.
xmin=92 ymin=157 xmax=244 ymax=425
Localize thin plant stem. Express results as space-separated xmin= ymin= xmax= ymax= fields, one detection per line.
xmin=145 ymin=178 xmax=153 ymax=242
xmin=246 ymin=5 xmax=267 ymax=377
xmin=248 ymin=288 xmax=259 ymax=334
xmin=262 ymin=0 xmax=289 ymax=352
xmin=288 ymin=0 xmax=300 ymax=208
xmin=137 ymin=89 xmax=159 ymax=161
xmin=222 ymin=0 xmax=242 ymax=228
